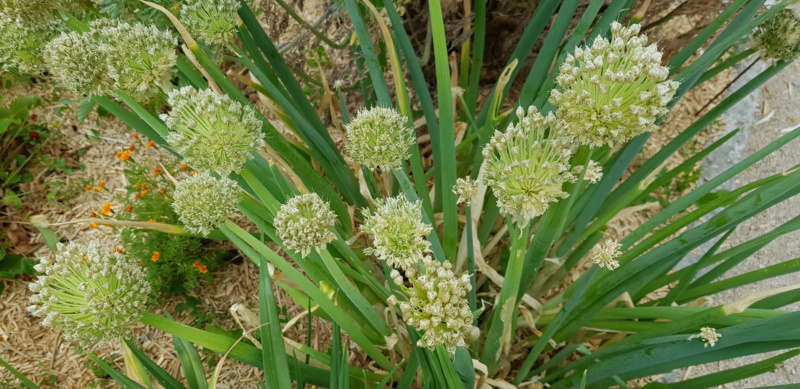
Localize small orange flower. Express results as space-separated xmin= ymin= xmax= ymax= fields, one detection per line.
xmin=90 ymin=223 xmax=99 ymax=228
xmin=150 ymin=251 xmax=160 ymax=262
xmin=95 ymin=180 xmax=105 ymax=190
xmin=88 ymin=211 xmax=97 ymax=218
xmin=159 ymin=188 xmax=166 ymax=194
xmin=192 ymin=170 xmax=201 ymax=176
xmin=134 ymin=193 xmax=141 ymax=199
xmin=83 ymin=256 xmax=89 ymax=262
xmin=84 ymin=184 xmax=92 ymax=191
xmin=117 ymin=150 xmax=131 ymax=161
xmin=132 ymin=134 xmax=139 ymax=140
xmin=179 ymin=164 xmax=188 ymax=170
xmin=128 ymin=144 xmax=136 ymax=151
xmin=141 ymin=188 xmax=149 ymax=196
xmin=148 ymin=219 xmax=156 ymax=223
xmin=192 ymin=261 xmax=202 ymax=268
xmin=101 ymin=202 xmax=113 ymax=215
xmin=146 ymin=140 xmax=155 ymax=148
xmin=198 ymin=265 xmax=208 ymax=273
xmin=154 ymin=168 xmax=163 ymax=175
xmin=114 ymin=247 xmax=124 ymax=254
xmin=124 ymin=205 xmax=133 ymax=212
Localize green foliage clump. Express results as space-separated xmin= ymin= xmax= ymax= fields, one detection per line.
xmin=116 ymin=160 xmax=228 ymax=299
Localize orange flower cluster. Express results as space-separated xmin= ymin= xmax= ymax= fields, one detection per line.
xmin=101 ymin=202 xmax=113 ymax=215
xmin=154 ymin=168 xmax=162 ymax=175
xmin=117 ymin=150 xmax=131 ymax=161
xmin=85 ymin=180 xmax=106 ymax=191
xmin=192 ymin=261 xmax=208 ymax=273
xmin=124 ymin=205 xmax=133 ymax=212
xmin=150 ymin=251 xmax=160 ymax=262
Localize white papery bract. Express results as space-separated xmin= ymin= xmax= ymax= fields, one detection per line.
xmin=362 ymin=196 xmax=431 ymax=272
xmin=161 ymin=86 xmax=265 ymax=175
xmin=345 ymin=107 xmax=414 ymax=170
xmin=274 ymin=193 xmax=337 ymax=256
xmin=550 ymin=22 xmax=679 ymax=147
xmin=172 ymin=172 xmax=240 ymax=236
xmin=27 ymin=241 xmax=151 ymax=348
xmin=482 ymin=106 xmax=576 ymax=226
xmin=393 ymin=257 xmax=473 ymax=354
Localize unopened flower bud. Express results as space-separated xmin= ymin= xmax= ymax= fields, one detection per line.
xmin=362 ymin=196 xmax=431 ymax=272
xmin=172 ymin=172 xmax=240 ymax=236
xmin=345 ymin=107 xmax=413 ymax=170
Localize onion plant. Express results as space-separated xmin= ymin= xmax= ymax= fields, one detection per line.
xmin=8 ymin=0 xmax=800 ymax=388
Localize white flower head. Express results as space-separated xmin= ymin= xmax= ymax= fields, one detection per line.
xmin=345 ymin=107 xmax=414 ymax=170
xmin=453 ymin=177 xmax=479 ymax=205
xmin=27 ymin=240 xmax=151 ymax=348
xmin=394 ymin=257 xmax=473 ymax=354
xmin=752 ymin=9 xmax=800 ymax=62
xmin=590 ymin=239 xmax=622 ymax=270
xmin=162 ymin=86 xmax=265 ymax=175
xmin=274 ymin=193 xmax=337 ymax=256
xmin=172 ymin=172 xmax=240 ymax=236
xmin=180 ymin=0 xmax=244 ymax=46
xmin=362 ymin=196 xmax=431 ymax=272
xmin=698 ymin=327 xmax=721 ymax=347
xmin=481 ymin=106 xmax=576 ymax=225
xmin=550 ymin=22 xmax=679 ymax=147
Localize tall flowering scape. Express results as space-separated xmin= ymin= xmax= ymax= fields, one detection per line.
xmin=172 ymin=172 xmax=240 ymax=236
xmin=344 ymin=107 xmax=414 ymax=170
xmin=482 ymin=106 xmax=576 ymax=226
xmin=43 ymin=20 xmax=176 ymax=101
xmin=161 ymin=86 xmax=265 ymax=175
xmin=550 ymin=22 xmax=679 ymax=147
xmin=361 ymin=196 xmax=432 ymax=272
xmin=27 ymin=240 xmax=151 ymax=348
xmin=274 ymin=193 xmax=337 ymax=256
xmin=390 ymin=257 xmax=473 ymax=354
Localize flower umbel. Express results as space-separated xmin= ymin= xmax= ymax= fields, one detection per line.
xmin=274 ymin=193 xmax=337 ymax=256
xmin=550 ymin=22 xmax=679 ymax=147
xmin=482 ymin=106 xmax=575 ymax=225
xmin=172 ymin=172 xmax=240 ymax=236
xmin=697 ymin=327 xmax=721 ymax=347
xmin=453 ymin=177 xmax=479 ymax=205
xmin=752 ymin=9 xmax=800 ymax=62
xmin=162 ymin=86 xmax=265 ymax=175
xmin=27 ymin=240 xmax=151 ymax=348
xmin=345 ymin=107 xmax=414 ymax=170
xmin=392 ymin=257 xmax=473 ymax=354
xmin=590 ymin=239 xmax=622 ymax=270
xmin=180 ymin=0 xmax=243 ymax=46
xmin=362 ymin=196 xmax=431 ymax=272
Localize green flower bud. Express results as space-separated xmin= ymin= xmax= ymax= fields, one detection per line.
xmin=362 ymin=196 xmax=431 ymax=272
xmin=27 ymin=240 xmax=151 ymax=348
xmin=274 ymin=193 xmax=337 ymax=256
xmin=393 ymin=257 xmax=473 ymax=354
xmin=752 ymin=9 xmax=800 ymax=62
xmin=550 ymin=22 xmax=679 ymax=147
xmin=482 ymin=106 xmax=575 ymax=225
xmin=161 ymin=86 xmax=265 ymax=175
xmin=180 ymin=0 xmax=243 ymax=46
xmin=345 ymin=107 xmax=414 ymax=170
xmin=172 ymin=172 xmax=240 ymax=236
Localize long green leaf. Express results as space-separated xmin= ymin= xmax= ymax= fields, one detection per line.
xmin=172 ymin=335 xmax=208 ymax=389
xmin=258 ymin=256 xmax=293 ymax=389
xmin=123 ymin=339 xmax=187 ymax=389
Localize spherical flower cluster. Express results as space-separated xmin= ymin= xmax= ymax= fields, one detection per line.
xmin=345 ymin=107 xmax=414 ymax=170
xmin=27 ymin=240 xmax=151 ymax=348
xmin=43 ymin=20 xmax=176 ymax=101
xmin=590 ymin=239 xmax=622 ymax=270
xmin=0 ymin=0 xmax=81 ymax=25
xmin=391 ymin=257 xmax=473 ymax=354
xmin=0 ymin=20 xmax=64 ymax=75
xmin=172 ymin=172 xmax=240 ymax=236
xmin=698 ymin=327 xmax=721 ymax=348
xmin=161 ymin=86 xmax=265 ymax=175
xmin=582 ymin=160 xmax=603 ymax=183
xmin=362 ymin=196 xmax=431 ymax=272
xmin=482 ymin=106 xmax=576 ymax=225
xmin=453 ymin=177 xmax=479 ymax=205
xmin=550 ymin=22 xmax=679 ymax=147
xmin=180 ymin=0 xmax=242 ymax=46
xmin=752 ymin=9 xmax=800 ymax=62
xmin=274 ymin=193 xmax=337 ymax=256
